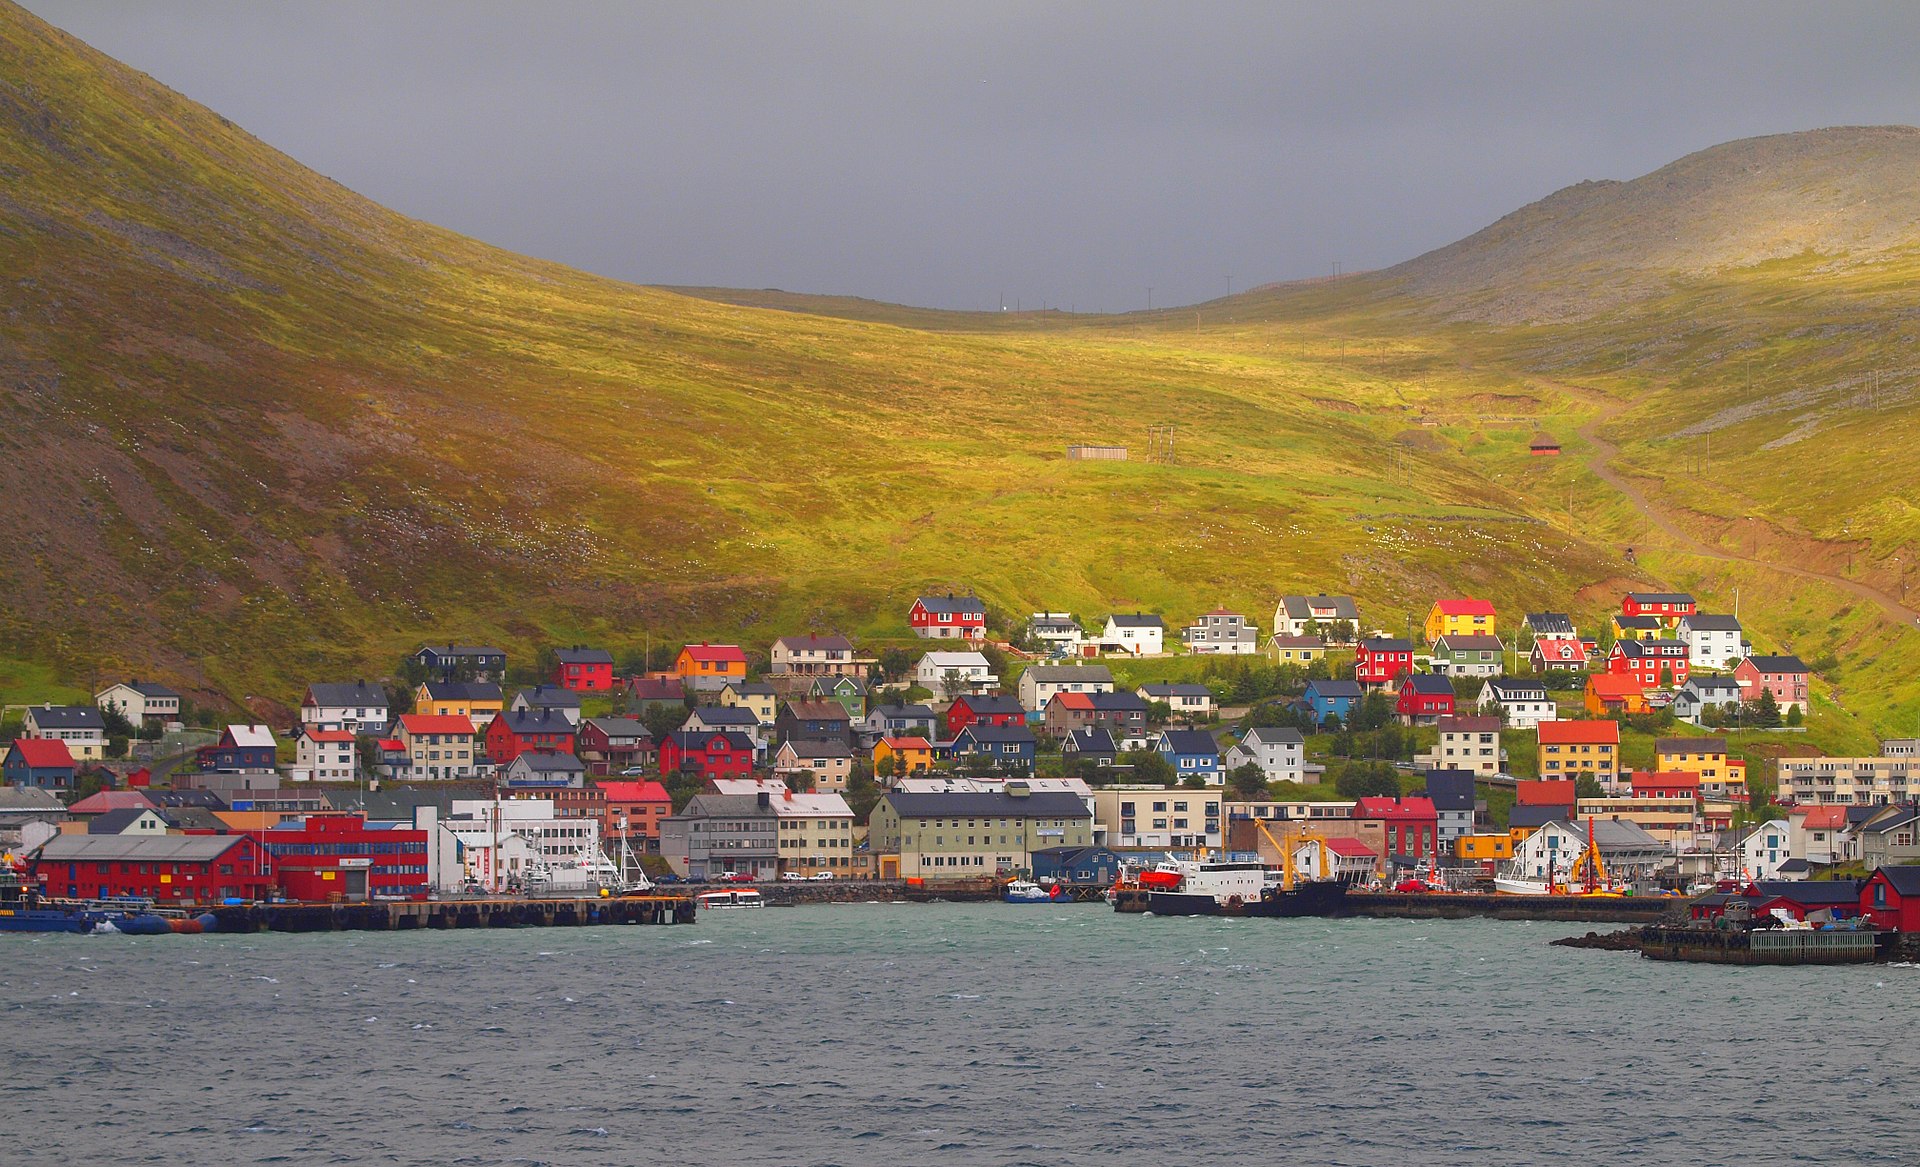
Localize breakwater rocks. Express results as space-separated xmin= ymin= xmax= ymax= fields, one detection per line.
xmin=1551 ymin=928 xmax=1646 ymax=952
xmin=1346 ymin=892 xmax=1680 ymax=924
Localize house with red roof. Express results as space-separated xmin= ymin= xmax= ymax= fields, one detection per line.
xmin=1584 ymin=674 xmax=1650 ymax=716
xmin=1788 ymin=804 xmax=1851 ymax=868
xmin=1537 ymin=720 xmax=1621 ymax=785
xmin=1530 ymin=636 xmax=1587 ymax=672
xmin=597 ymin=779 xmax=675 ymax=852
xmin=65 ymin=788 xmax=156 ymax=816
xmin=295 ymin=728 xmax=358 ymax=782
xmin=3 ymin=738 xmax=78 ymax=791
xmin=1293 ymin=835 xmax=1381 ymax=881
xmin=1424 ymin=598 xmax=1496 ymax=643
xmin=398 ymin=713 xmax=483 ymax=778
xmin=1353 ymin=796 xmax=1440 ymax=866
xmin=1630 ymin=769 xmax=1702 ymax=804
xmin=675 ymin=643 xmax=750 ymax=693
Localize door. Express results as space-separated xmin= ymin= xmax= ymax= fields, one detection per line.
xmin=343 ymin=869 xmax=369 ymax=902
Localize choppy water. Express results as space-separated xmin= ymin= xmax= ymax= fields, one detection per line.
xmin=1 ymin=903 xmax=1912 ymax=1165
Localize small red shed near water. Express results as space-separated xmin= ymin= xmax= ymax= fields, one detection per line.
xmin=1862 ymin=867 xmax=1920 ymax=931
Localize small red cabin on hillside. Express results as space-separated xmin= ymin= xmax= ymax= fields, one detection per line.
xmin=551 ymin=647 xmax=615 ymax=692
xmin=1355 ymin=638 xmax=1414 ymax=686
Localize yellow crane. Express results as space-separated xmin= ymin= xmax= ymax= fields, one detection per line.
xmin=1252 ymin=818 xmax=1332 ymax=890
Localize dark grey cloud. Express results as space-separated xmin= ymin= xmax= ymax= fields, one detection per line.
xmin=23 ymin=1 xmax=1920 ymax=311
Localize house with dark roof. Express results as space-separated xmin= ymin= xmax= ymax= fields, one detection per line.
xmin=503 ymin=748 xmax=587 ymax=789
xmin=1678 ymin=613 xmax=1746 ymax=671
xmin=1102 ymin=613 xmax=1166 ymax=656
xmin=1622 ymin=592 xmax=1696 ymax=627
xmin=777 ymin=699 xmax=856 ymax=748
xmin=85 ymin=806 xmax=171 ymax=836
xmin=577 ymin=717 xmax=656 ymax=776
xmin=623 ymin=675 xmax=689 ymax=715
xmin=861 ymin=703 xmax=938 ymax=745
xmin=908 ymin=594 xmax=987 ymax=640
xmin=1430 ymin=634 xmax=1506 ymax=678
xmin=1183 ymin=609 xmax=1259 ymax=655
xmin=1157 ymin=729 xmax=1224 ymax=784
xmin=1423 ymin=770 xmax=1479 ymax=850
xmin=1355 ymin=638 xmax=1414 ymax=686
xmin=94 ymin=680 xmax=181 ymax=729
xmin=1523 ymin=612 xmax=1578 ymax=639
xmin=484 ymin=708 xmax=577 ymax=766
xmin=869 ymin=788 xmax=1095 ymax=879
xmin=411 ymin=644 xmax=508 ymax=680
xmin=659 ymin=730 xmax=755 ymax=781
xmin=509 ymin=685 xmax=584 ymax=725
xmin=1858 ymin=804 xmax=1920 ymax=869
xmin=1672 ymin=674 xmax=1743 ymax=724
xmin=769 ymin=634 xmax=863 ymax=677
xmin=1396 ymin=674 xmax=1457 ymax=726
xmin=952 ymin=723 xmax=1038 ymax=774
xmin=1225 ymin=727 xmax=1306 ymax=783
xmin=1137 ymin=682 xmax=1215 ymax=720
xmin=1272 ymin=595 xmax=1360 ymax=639
xmin=945 ymin=693 xmax=1026 ymax=739
xmin=1297 ymin=679 xmax=1363 ymax=727
xmin=1017 ymin=663 xmax=1114 ymax=712
xmin=1735 ymin=655 xmax=1811 ymax=714
xmin=772 ymin=737 xmax=856 ymax=791
xmin=1477 ymin=677 xmax=1556 ymax=729
xmin=1862 ymin=866 xmax=1920 ymax=931
xmin=551 ymin=646 xmax=616 ymax=692
xmin=1061 ymin=726 xmax=1119 ymax=770
xmin=416 ymin=680 xmax=505 ymax=726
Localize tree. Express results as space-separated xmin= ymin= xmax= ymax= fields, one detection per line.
xmin=1575 ymin=774 xmax=1604 ymax=800
xmin=1182 ymin=775 xmax=1207 ymax=789
xmin=1126 ymin=749 xmax=1175 ymax=786
xmin=878 ymin=647 xmax=914 ymax=683
xmin=105 ymin=736 xmax=129 ymax=759
xmin=788 ymin=769 xmax=817 ymax=793
xmin=1750 ymin=688 xmax=1782 ymax=729
xmin=1227 ymin=762 xmax=1269 ymax=800
xmin=876 ymin=754 xmax=899 ymax=782
xmin=99 ymin=704 xmax=137 ymax=740
xmin=62 ymin=768 xmax=111 ymax=806
xmin=1334 ymin=763 xmax=1399 ymax=799
xmin=385 ymin=681 xmax=416 ymax=717
xmin=640 ymin=702 xmax=689 ymax=742
xmin=1352 ymin=690 xmax=1393 ymax=732
xmin=1785 ymin=704 xmax=1804 ymax=728
xmin=845 ymin=761 xmax=883 ymax=821
xmin=1146 ymin=700 xmax=1174 ymax=727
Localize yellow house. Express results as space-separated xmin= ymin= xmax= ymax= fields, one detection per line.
xmin=1455 ymin=833 xmax=1514 ymax=862
xmin=874 ymin=736 xmax=934 ymax=776
xmin=415 ymin=680 xmax=503 ymax=727
xmin=1654 ymin=737 xmax=1746 ymax=800
xmin=1425 ymin=599 xmax=1497 ymax=643
xmin=1267 ymin=635 xmax=1327 ymax=665
xmin=719 ymin=681 xmax=777 ymax=726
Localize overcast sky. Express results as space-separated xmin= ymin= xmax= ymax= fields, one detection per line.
xmin=23 ymin=2 xmax=1920 ymax=312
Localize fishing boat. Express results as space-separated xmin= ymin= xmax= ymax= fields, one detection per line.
xmin=0 ymin=866 xmax=126 ymax=934
xmin=1144 ymin=859 xmax=1270 ymax=916
xmin=696 ymin=888 xmax=765 ymax=910
xmin=1003 ymin=879 xmax=1064 ymax=903
xmin=1495 ymin=818 xmax=1628 ymax=897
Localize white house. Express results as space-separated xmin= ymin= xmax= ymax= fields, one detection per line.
xmin=1102 ymin=613 xmax=1165 ymax=656
xmin=1421 ymin=716 xmax=1503 ymax=777
xmin=425 ymin=798 xmax=603 ymax=894
xmin=300 ymin=682 xmax=390 ymax=735
xmin=1273 ymin=595 xmax=1360 ymax=639
xmin=914 ymin=651 xmax=997 ymax=699
xmin=509 ymin=685 xmax=583 ymax=726
xmin=1138 ymin=683 xmax=1215 ymax=719
xmin=1183 ymin=609 xmax=1259 ymax=654
xmin=1017 ymin=664 xmax=1114 ymax=712
xmin=1476 ymin=678 xmax=1557 ymax=729
xmin=1027 ymin=613 xmax=1085 ymax=654
xmin=1679 ymin=613 xmax=1745 ymax=671
xmin=294 ymin=729 xmax=357 ymax=783
xmin=1291 ymin=837 xmax=1378 ymax=882
xmin=1787 ymin=806 xmax=1850 ymax=868
xmin=1512 ymin=819 xmax=1668 ymax=884
xmin=94 ymin=681 xmax=181 ymax=730
xmin=20 ymin=706 xmax=107 ymax=761
xmin=1672 ymin=675 xmax=1743 ymax=725
xmin=1739 ymin=819 xmax=1795 ymax=881
xmin=1224 ymin=727 xmax=1306 ymax=782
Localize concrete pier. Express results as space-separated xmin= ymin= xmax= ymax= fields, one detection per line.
xmin=210 ymin=895 xmax=695 ymax=933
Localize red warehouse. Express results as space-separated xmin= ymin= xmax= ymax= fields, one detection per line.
xmin=1353 ymin=796 xmax=1440 ymax=866
xmin=31 ymin=834 xmax=273 ymax=904
xmin=252 ymin=814 xmax=431 ymax=902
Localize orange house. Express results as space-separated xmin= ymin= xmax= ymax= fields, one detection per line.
xmin=1584 ymin=674 xmax=1649 ymax=716
xmin=675 ymin=643 xmax=748 ymax=693
xmin=874 ymin=736 xmax=934 ymax=776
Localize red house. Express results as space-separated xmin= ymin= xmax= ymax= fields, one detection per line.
xmin=1862 ymin=867 xmax=1920 ymax=931
xmin=1353 ymin=796 xmax=1440 ymax=865
xmin=1622 ymin=592 xmax=1696 ymax=624
xmin=484 ymin=708 xmax=577 ymax=765
xmin=660 ymin=730 xmax=754 ymax=780
xmin=909 ymin=594 xmax=987 ymax=640
xmin=1530 ymin=636 xmax=1587 ymax=672
xmin=1630 ymin=770 xmax=1702 ymax=804
xmin=1355 ymin=638 xmax=1414 ymax=686
xmin=551 ymin=647 xmax=616 ymax=692
xmin=1607 ymin=639 xmax=1690 ymax=688
xmin=576 ymin=717 xmax=656 ymax=776
xmin=252 ymin=814 xmax=431 ymax=902
xmin=946 ymin=693 xmax=1026 ymax=738
xmin=31 ymin=833 xmax=274 ymax=905
xmin=1734 ymin=654 xmax=1810 ymax=713
xmin=1396 ymin=674 xmax=1456 ymax=725
xmin=598 ymin=779 xmax=675 ymax=852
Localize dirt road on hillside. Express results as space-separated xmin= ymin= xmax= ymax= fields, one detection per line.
xmin=1570 ymin=404 xmax=1920 ymax=630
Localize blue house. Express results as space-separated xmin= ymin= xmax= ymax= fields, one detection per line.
xmin=951 ymin=724 xmax=1037 ymax=773
xmin=3 ymin=738 xmax=77 ymax=790
xmin=1157 ymin=729 xmax=1224 ymax=785
xmin=1030 ymin=845 xmax=1125 ymax=886
xmin=1298 ymin=679 xmax=1364 ymax=727
xmin=197 ymin=725 xmax=278 ymax=772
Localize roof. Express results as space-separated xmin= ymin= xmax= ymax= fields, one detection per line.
xmin=496 ymin=709 xmax=577 ymax=735
xmin=421 ymin=680 xmax=504 ymax=702
xmin=224 ymin=724 xmax=276 ymax=748
xmin=1614 ymin=615 xmax=1664 ymax=630
xmin=1023 ymin=664 xmax=1114 ymax=684
xmin=1627 ymin=592 xmax=1695 ymax=605
xmin=1792 ymin=806 xmax=1849 ymax=830
xmin=884 ymin=790 xmax=1090 ymax=818
xmin=952 ymin=694 xmax=1024 ymax=715
xmin=1538 ymin=720 xmax=1620 ymax=745
xmin=1507 ymin=804 xmax=1565 ymax=829
xmin=1586 ymin=675 xmax=1647 ymax=700
xmin=1050 ymin=692 xmax=1094 ymax=711
xmin=1304 ymin=679 xmax=1364 ymax=699
xmin=774 ymin=634 xmax=855 ymax=653
xmin=769 ymin=791 xmax=857 ymax=818
xmin=920 ymin=651 xmax=991 ymax=669
xmin=1532 ymin=637 xmax=1585 ymax=661
xmin=1656 ymin=737 xmax=1725 ymax=755
xmin=1631 ymin=770 xmax=1701 ymax=791
xmin=957 ymin=723 xmax=1037 ymax=746
xmin=24 ymin=706 xmax=104 ymax=731
xmin=1322 ymin=837 xmax=1376 ymax=858
xmin=781 ymin=738 xmax=855 ymax=760
xmin=668 ymin=729 xmax=755 ymax=751
xmin=1483 ymin=677 xmax=1547 ymax=697
xmin=1401 ymin=674 xmax=1455 ymax=696
xmin=1359 ymin=638 xmax=1413 ymax=653
xmin=1684 ymin=675 xmax=1743 ymax=693
xmin=1438 ymin=716 xmax=1501 ymax=734
xmin=515 ymin=685 xmax=582 ymax=708
xmin=1106 ymin=613 xmax=1165 ymax=628
xmin=1063 ymin=727 xmax=1117 ymax=753
xmin=33 ymin=834 xmax=251 ymax=864
xmin=627 ymin=677 xmax=686 ymax=700
xmin=724 ymin=681 xmax=777 ymax=697
xmin=1433 ymin=598 xmax=1496 ymax=617
xmin=66 ymin=789 xmax=157 ymax=814
xmin=913 ymin=594 xmax=984 ymax=615
xmin=1138 ymin=683 xmax=1212 ymax=698
xmin=1682 ymin=613 xmax=1742 ymax=631
xmin=1528 ymin=433 xmax=1561 ymax=449
xmin=554 ymin=647 xmax=614 ymax=665
xmin=1544 ymin=818 xmax=1664 ymax=850
xmin=1266 ymin=635 xmax=1326 ymax=649
xmin=1515 ymin=779 xmax=1577 ymax=806
xmin=86 ymin=807 xmax=163 ymax=835
xmin=596 ymin=780 xmax=672 ymax=803
xmin=300 ymin=728 xmax=356 ymax=743
xmin=7 ymin=738 xmax=75 ymax=768
xmin=304 ymin=682 xmax=387 ymax=708
xmin=416 ymin=643 xmax=506 ymax=658
xmin=1091 ymin=691 xmax=1149 ymax=712
xmin=692 ymin=706 xmax=760 ymax=726
xmin=1743 ymin=654 xmax=1809 ymax=673
xmin=1524 ymin=613 xmax=1576 ymax=634
xmin=1751 ymin=879 xmax=1861 ymax=905
xmin=584 ymin=716 xmax=650 ymax=739
xmin=104 ymin=680 xmax=180 ymax=698
xmin=677 ymin=793 xmax=779 ymax=820
xmin=1355 ymin=796 xmax=1438 ymax=820
xmin=679 ymin=643 xmax=749 ymax=664
xmin=783 ymin=699 xmax=852 ymax=721
xmin=1423 ymin=770 xmax=1477 ymax=810
xmin=1159 ymin=729 xmax=1221 ymax=755
xmin=147 ymin=789 xmax=228 ymax=810
xmin=511 ymin=750 xmax=586 ymax=773
xmin=0 ymin=787 xmax=67 ymax=813
xmin=1279 ymin=594 xmax=1359 ymax=620
xmin=870 ymin=704 xmax=935 ymax=721
xmin=399 ymin=714 xmax=476 ymax=736
xmin=880 ymin=735 xmax=934 ymax=750
xmin=1434 ymin=634 xmax=1504 ymax=652
xmin=1240 ymin=727 xmax=1306 ymax=746
xmin=1772 ymin=859 xmax=1813 ymax=876
xmin=1872 ymin=867 xmax=1920 ymax=896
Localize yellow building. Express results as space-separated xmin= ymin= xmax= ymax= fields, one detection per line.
xmin=1537 ymin=721 xmax=1622 ymax=782
xmin=719 ymin=681 xmax=777 ymax=726
xmin=1266 ymin=635 xmax=1327 ymax=666
xmin=874 ymin=736 xmax=935 ymax=776
xmin=415 ymin=681 xmax=503 ymax=728
xmin=1425 ymin=599 xmax=1497 ymax=643
xmin=1654 ymin=737 xmax=1746 ymax=800
xmin=1455 ymin=833 xmax=1514 ymax=863
xmin=1574 ymin=796 xmax=1700 ymax=845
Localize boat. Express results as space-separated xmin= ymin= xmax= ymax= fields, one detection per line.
xmin=1495 ymin=817 xmax=1630 ymax=897
xmin=1003 ymin=879 xmax=1064 ymax=903
xmin=1241 ymin=877 xmax=1352 ymax=918
xmin=0 ymin=866 xmax=131 ymax=934
xmin=1136 ymin=861 xmax=1185 ymax=890
xmin=1144 ymin=859 xmax=1269 ymax=916
xmin=696 ymin=889 xmax=765 ymax=910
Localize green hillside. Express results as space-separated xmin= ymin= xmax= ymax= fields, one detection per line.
xmin=0 ymin=1 xmax=1915 ymax=744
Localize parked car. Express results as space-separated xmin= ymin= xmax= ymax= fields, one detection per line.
xmin=779 ymin=872 xmax=807 ymax=882
xmin=809 ymin=872 xmax=835 ymax=881
xmin=717 ymin=871 xmax=757 ymax=884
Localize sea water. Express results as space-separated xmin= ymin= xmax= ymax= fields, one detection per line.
xmin=0 ymin=903 xmax=1910 ymax=1165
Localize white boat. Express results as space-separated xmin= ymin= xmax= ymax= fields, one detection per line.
xmin=1145 ymin=859 xmax=1269 ymax=916
xmin=1493 ymin=873 xmax=1555 ymax=895
xmin=696 ymin=889 xmax=765 ymax=910
xmin=1004 ymin=879 xmax=1058 ymax=903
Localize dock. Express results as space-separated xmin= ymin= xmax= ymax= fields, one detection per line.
xmin=1638 ymin=924 xmax=1889 ymax=964
xmin=1111 ymin=887 xmax=1680 ymax=924
xmin=210 ymin=895 xmax=695 ymax=933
